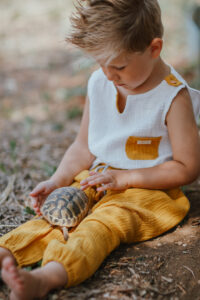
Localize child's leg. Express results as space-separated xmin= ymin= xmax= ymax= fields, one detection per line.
xmin=0 ymin=218 xmax=65 ymax=267
xmin=0 ymin=221 xmax=68 ymax=299
xmin=41 ymin=187 xmax=189 ymax=287
xmin=1 ymin=256 xmax=68 ymax=300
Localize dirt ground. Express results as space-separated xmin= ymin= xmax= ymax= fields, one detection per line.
xmin=0 ymin=0 xmax=200 ymax=299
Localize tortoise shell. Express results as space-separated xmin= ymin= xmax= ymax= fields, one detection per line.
xmin=41 ymin=187 xmax=89 ymax=227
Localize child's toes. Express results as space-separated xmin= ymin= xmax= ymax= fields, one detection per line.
xmin=2 ymin=256 xmax=15 ymax=271
xmin=2 ymin=257 xmax=23 ymax=289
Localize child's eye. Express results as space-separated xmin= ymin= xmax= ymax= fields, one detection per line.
xmin=115 ymin=66 xmax=126 ymax=71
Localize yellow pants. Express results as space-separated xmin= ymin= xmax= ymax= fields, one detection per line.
xmin=0 ymin=169 xmax=190 ymax=287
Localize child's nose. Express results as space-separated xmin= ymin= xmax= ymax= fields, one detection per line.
xmin=103 ymin=67 xmax=119 ymax=82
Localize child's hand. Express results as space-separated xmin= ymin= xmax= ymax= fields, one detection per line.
xmin=29 ymin=180 xmax=58 ymax=215
xmin=80 ymin=169 xmax=130 ymax=192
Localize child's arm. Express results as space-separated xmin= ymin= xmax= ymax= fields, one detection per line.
xmin=81 ymin=88 xmax=200 ymax=191
xmin=49 ymin=96 xmax=95 ymax=187
xmin=30 ymin=97 xmax=95 ymax=213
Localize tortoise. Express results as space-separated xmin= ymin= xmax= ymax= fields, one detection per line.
xmin=41 ymin=186 xmax=89 ymax=241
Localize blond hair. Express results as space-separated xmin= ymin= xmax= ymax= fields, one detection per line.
xmin=67 ymin=0 xmax=163 ymax=61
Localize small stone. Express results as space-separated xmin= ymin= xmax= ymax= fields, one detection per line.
xmin=103 ymin=292 xmax=110 ymax=298
xmin=177 ymin=241 xmax=182 ymax=246
xmin=161 ymin=275 xmax=173 ymax=283
xmin=157 ymin=243 xmax=162 ymax=246
xmin=50 ymin=295 xmax=58 ymax=300
xmin=182 ymin=243 xmax=187 ymax=247
xmin=140 ymin=290 xmax=147 ymax=296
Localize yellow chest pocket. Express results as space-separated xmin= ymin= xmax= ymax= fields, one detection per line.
xmin=125 ymin=136 xmax=162 ymax=160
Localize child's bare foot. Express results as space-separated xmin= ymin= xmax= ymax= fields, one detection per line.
xmin=2 ymin=256 xmax=68 ymax=300
xmin=2 ymin=256 xmax=41 ymax=300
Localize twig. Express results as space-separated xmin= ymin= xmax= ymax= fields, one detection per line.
xmin=176 ymin=283 xmax=186 ymax=294
xmin=128 ymin=267 xmax=136 ymax=276
xmin=191 ymin=219 xmax=200 ymax=227
xmin=0 ymin=175 xmax=16 ymax=204
xmin=0 ymin=224 xmax=19 ymax=228
xmin=183 ymin=265 xmax=196 ymax=279
xmin=161 ymin=275 xmax=173 ymax=283
xmin=146 ymin=286 xmax=176 ymax=296
xmin=117 ymin=287 xmax=136 ymax=293
xmin=184 ymin=187 xmax=200 ymax=192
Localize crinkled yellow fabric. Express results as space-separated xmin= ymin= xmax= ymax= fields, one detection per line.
xmin=0 ymin=169 xmax=190 ymax=287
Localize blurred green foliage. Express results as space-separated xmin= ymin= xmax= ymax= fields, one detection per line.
xmin=67 ymin=107 xmax=83 ymax=119
xmin=24 ymin=206 xmax=36 ymax=216
xmin=42 ymin=91 xmax=52 ymax=102
xmin=43 ymin=162 xmax=57 ymax=177
xmin=51 ymin=122 xmax=64 ymax=131
xmin=23 ymin=116 xmax=34 ymax=143
xmin=9 ymin=140 xmax=17 ymax=160
xmin=56 ymin=86 xmax=87 ymax=102
xmin=0 ymin=163 xmax=6 ymax=173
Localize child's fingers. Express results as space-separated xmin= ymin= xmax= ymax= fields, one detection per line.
xmin=29 ymin=185 xmax=45 ymax=197
xmin=30 ymin=196 xmax=38 ymax=207
xmin=80 ymin=179 xmax=87 ymax=185
xmin=30 ymin=180 xmax=54 ymax=196
xmin=97 ymin=183 xmax=113 ymax=192
xmin=36 ymin=208 xmax=42 ymax=215
xmin=31 ymin=197 xmax=44 ymax=216
xmin=80 ymin=174 xmax=99 ymax=185
xmin=80 ymin=179 xmax=92 ymax=187
xmin=30 ymin=194 xmax=46 ymax=211
xmin=88 ymin=175 xmax=110 ymax=185
xmin=82 ymin=173 xmax=107 ymax=183
xmin=80 ymin=184 xmax=90 ymax=190
xmin=89 ymin=171 xmax=97 ymax=175
xmin=80 ymin=178 xmax=100 ymax=187
xmin=81 ymin=177 xmax=107 ymax=189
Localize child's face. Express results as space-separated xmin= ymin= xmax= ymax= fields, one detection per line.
xmin=99 ymin=48 xmax=156 ymax=93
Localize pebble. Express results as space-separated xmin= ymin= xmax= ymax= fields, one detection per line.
xmin=175 ymin=241 xmax=187 ymax=247
xmin=50 ymin=295 xmax=58 ymax=300
xmin=161 ymin=275 xmax=173 ymax=283
xmin=157 ymin=243 xmax=162 ymax=247
xmin=176 ymin=241 xmax=183 ymax=246
xmin=140 ymin=290 xmax=147 ymax=296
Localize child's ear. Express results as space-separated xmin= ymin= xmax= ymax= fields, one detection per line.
xmin=149 ymin=38 xmax=163 ymax=58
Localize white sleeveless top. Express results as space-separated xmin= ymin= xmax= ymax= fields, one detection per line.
xmin=87 ymin=66 xmax=200 ymax=170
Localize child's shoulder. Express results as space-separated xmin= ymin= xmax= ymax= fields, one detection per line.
xmin=87 ymin=67 xmax=111 ymax=99
xmin=88 ymin=67 xmax=107 ymax=87
xmin=168 ymin=65 xmax=200 ymax=122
